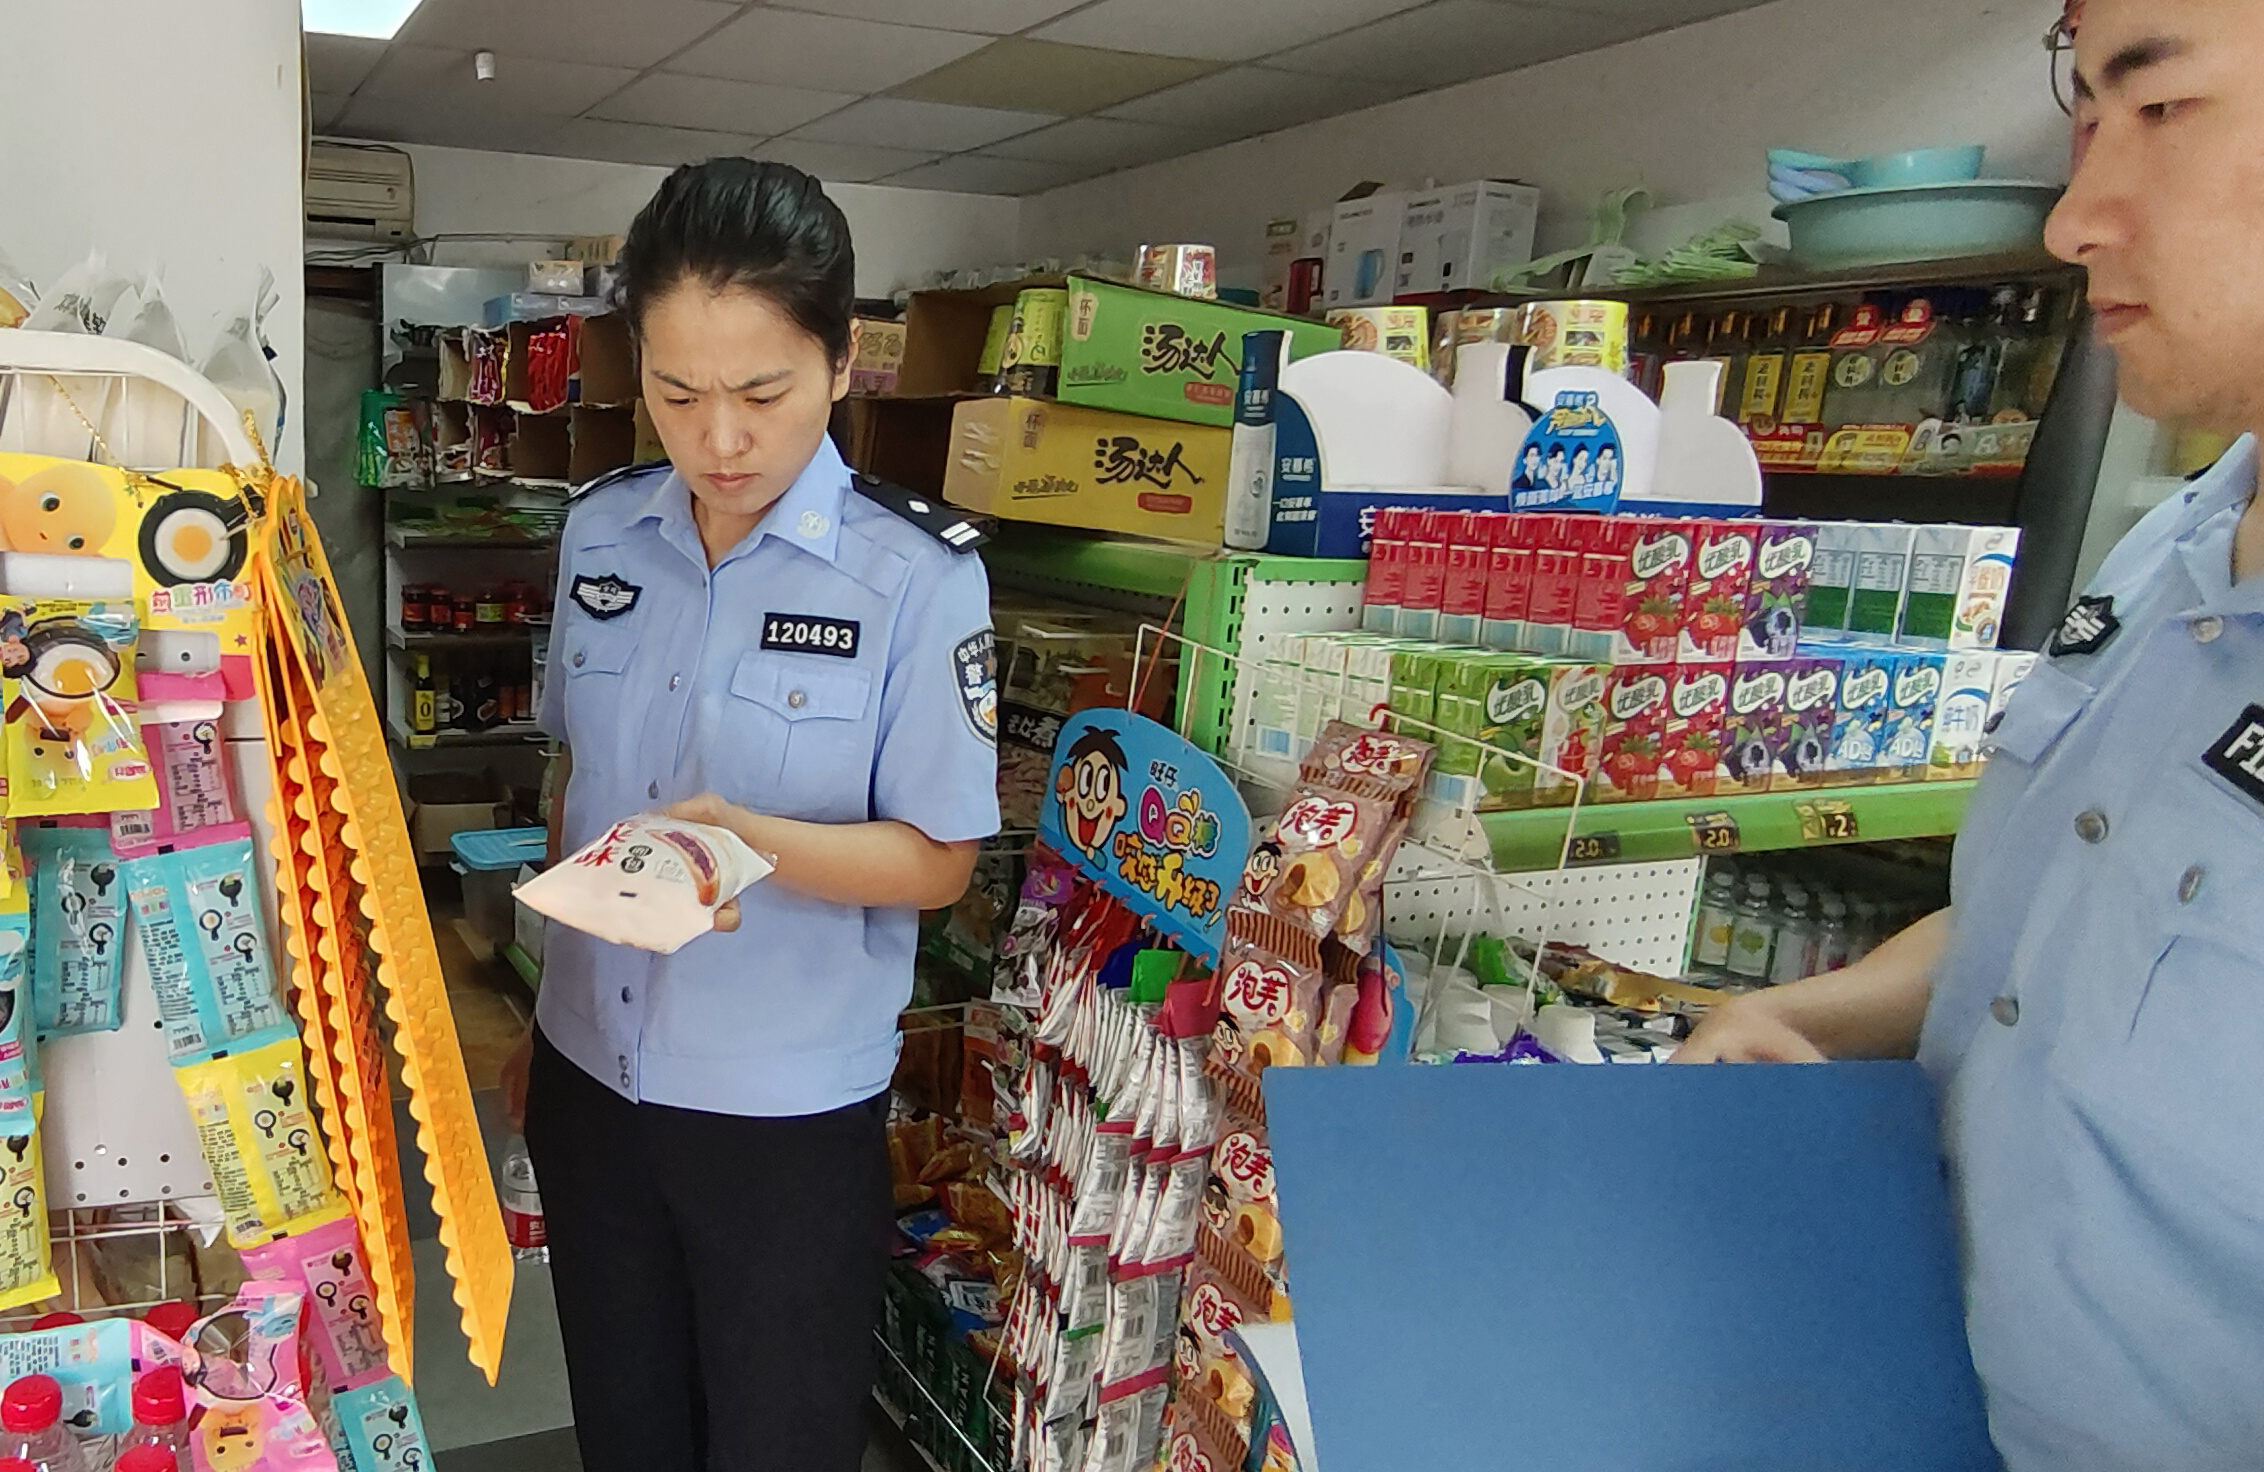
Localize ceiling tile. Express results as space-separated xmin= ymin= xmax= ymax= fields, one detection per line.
xmin=333 ymin=93 xmax=565 ymax=154
xmin=752 ymin=138 xmax=948 ymax=183
xmin=892 ymin=38 xmax=1218 ymax=115
xmin=592 ymin=74 xmax=857 ymax=135
xmin=763 ymin=0 xmax=1092 ymax=32
xmin=668 ymin=8 xmax=989 ymax=93
xmin=1270 ymin=0 xmax=1645 ymax=85
xmin=358 ymin=43 xmax=639 ymax=115
xmin=791 ymin=97 xmax=1057 ymax=151
xmin=310 ymin=93 xmax=355 ymax=131
xmin=304 ymin=34 xmax=389 ymax=95
xmin=1557 ymin=0 xmax=1772 ymax=21
xmin=1101 ymin=64 xmax=1416 ymax=136
xmin=545 ymin=118 xmax=760 ymax=167
xmin=398 ymin=0 xmax=740 ymax=69
xmin=984 ymin=116 xmax=1210 ymax=168
xmin=882 ymin=154 xmax=1096 ymax=194
xmin=1035 ymin=0 xmax=1428 ymax=62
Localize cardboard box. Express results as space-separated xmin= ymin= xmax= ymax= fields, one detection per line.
xmin=897 ymin=275 xmax=1063 ymax=398
xmin=1805 ymin=522 xmax=1862 ymax=636
xmin=1598 ymin=662 xmax=1672 ymax=803
xmin=1661 ymin=662 xmax=1731 ymax=799
xmin=1061 ymin=275 xmax=1340 ymax=428
xmin=1260 ymin=217 xmax=1302 ymax=312
xmin=1898 ymin=525 xmax=2021 ymax=649
xmin=1481 ymin=513 xmax=1539 ymax=651
xmin=1245 ymin=632 xmax=1306 ymax=762
xmin=407 ymin=771 xmax=510 ymax=861
xmin=1327 ymin=190 xmax=1409 ymax=308
xmin=850 ymin=316 xmax=908 ymax=396
xmin=1435 ymin=511 xmax=1497 ymax=646
xmin=1261 ymin=482 xmax=1506 ymax=560
xmin=1394 ymin=510 xmax=1452 ymax=640
xmin=1776 ymin=655 xmax=1840 ymax=789
xmin=1362 ymin=509 xmax=1411 ymax=632
xmin=832 ymin=394 xmax=963 ymax=496
xmin=1847 ymin=524 xmax=1920 ymax=640
xmin=1387 ymin=644 xmax=1456 ymax=733
xmin=529 ymin=260 xmax=589 ymax=295
xmin=1720 ymin=660 xmax=1789 ymax=796
xmin=1880 ymin=651 xmax=1945 ymax=782
xmin=1522 ymin=515 xmax=1590 ymax=656
xmin=567 ymin=404 xmax=635 ymax=486
xmin=941 ymin=396 xmax=1230 ymax=544
xmin=1536 ymin=661 xmax=1606 ymax=805
xmin=1578 ymin=518 xmax=1692 ymax=663
xmin=1395 ymin=180 xmax=1542 ymax=296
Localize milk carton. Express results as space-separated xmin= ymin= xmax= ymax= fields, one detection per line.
xmin=1776 ymin=656 xmax=1841 ymax=789
xmin=1827 ymin=648 xmax=1896 ymax=781
xmin=1898 ymin=524 xmax=2021 ymax=650
xmin=1879 ymin=651 xmax=1944 ymax=783
xmin=1987 ymin=652 xmax=2039 ymax=741
xmin=1928 ymin=651 xmax=1998 ymax=780
xmin=1847 ymin=524 xmax=1920 ymax=641
xmin=1720 ymin=660 xmax=1789 ymax=796
xmin=1247 ymin=632 xmax=1307 ymax=760
xmin=1805 ymin=522 xmax=1862 ymax=636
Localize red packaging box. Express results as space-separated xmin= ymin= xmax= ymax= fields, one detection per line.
xmin=1397 ymin=511 xmax=1452 ymax=638
xmin=1661 ymin=661 xmax=1732 ymax=798
xmin=1597 ymin=660 xmax=1672 ymax=803
xmin=1437 ymin=511 xmax=1497 ymax=644
xmin=1680 ymin=519 xmax=1757 ymax=663
xmin=1481 ymin=513 xmax=1538 ymax=647
xmin=1362 ymin=507 xmax=1411 ymax=631
xmin=1579 ymin=518 xmax=1692 ymax=663
xmin=1525 ymin=514 xmax=1590 ymax=656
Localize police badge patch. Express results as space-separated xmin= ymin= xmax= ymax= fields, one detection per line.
xmin=953 ymin=629 xmax=997 ymax=746
xmin=571 ymin=574 xmax=642 ymax=621
xmin=2050 ymin=595 xmax=2119 ymax=658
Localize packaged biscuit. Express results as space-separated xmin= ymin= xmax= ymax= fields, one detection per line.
xmin=1297 ymin=722 xmax=1433 ymax=816
xmin=0 ymin=596 xmax=160 ymax=817
xmin=21 ymin=823 xmax=125 ymax=1035
xmin=515 ymin=814 xmax=773 ymax=954
xmin=122 ymin=838 xmax=293 ymax=1064
xmin=173 ymin=1038 xmax=349 ymax=1249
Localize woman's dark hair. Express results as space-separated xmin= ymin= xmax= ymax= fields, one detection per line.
xmin=616 ymin=158 xmax=856 ymax=367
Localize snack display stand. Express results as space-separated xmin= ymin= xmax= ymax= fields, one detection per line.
xmin=0 ymin=327 xmax=510 ymax=1467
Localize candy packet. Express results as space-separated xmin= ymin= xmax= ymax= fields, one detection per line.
xmin=1217 ymin=934 xmax=1322 ymax=1070
xmin=0 ymin=1316 xmax=134 ymax=1434
xmin=238 ymin=1215 xmax=390 ymax=1393
xmin=0 ymin=903 xmax=34 ymax=1133
xmin=0 ymin=596 xmax=161 ymax=817
xmin=121 ymin=837 xmax=293 ymax=1064
xmin=1251 ymin=788 xmax=1391 ymax=957
xmin=173 ymin=1037 xmax=349 ymax=1249
xmin=331 ymin=1375 xmax=429 ymax=1472
xmin=112 ymin=719 xmax=248 ymax=858
xmin=992 ymin=848 xmax=1077 ymax=1007
xmin=515 ymin=814 xmax=773 ymax=954
xmin=0 ymin=1112 xmax=57 ymax=1313
xmin=21 ymin=823 xmax=125 ymax=1035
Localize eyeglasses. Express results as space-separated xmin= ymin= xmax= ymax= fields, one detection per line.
xmin=2046 ymin=15 xmax=2077 ymax=116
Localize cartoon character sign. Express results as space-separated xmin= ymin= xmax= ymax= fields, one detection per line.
xmin=1053 ymin=725 xmax=1129 ymax=863
xmin=0 ymin=463 xmax=119 ymax=556
xmin=1510 ymin=390 xmax=1626 ymax=513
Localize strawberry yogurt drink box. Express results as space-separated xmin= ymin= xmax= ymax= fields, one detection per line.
xmin=1524 ymin=514 xmax=1588 ymax=656
xmin=1680 ymin=519 xmax=1757 ymax=663
xmin=1660 ymin=661 xmax=1731 ymax=799
xmin=1395 ymin=510 xmax=1451 ymax=640
xmin=1577 ymin=517 xmax=1693 ymax=664
xmin=1597 ymin=661 xmax=1672 ymax=803
xmin=1362 ymin=507 xmax=1411 ymax=633
xmin=1436 ymin=510 xmax=1498 ymax=646
xmin=1481 ymin=512 xmax=1542 ymax=651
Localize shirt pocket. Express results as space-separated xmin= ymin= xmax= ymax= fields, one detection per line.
xmin=559 ymin=623 xmax=638 ymax=755
xmin=1982 ymin=659 xmax=2092 ymax=768
xmin=726 ymin=651 xmax=876 ymax=821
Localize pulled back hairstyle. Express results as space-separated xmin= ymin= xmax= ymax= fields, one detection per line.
xmin=616 ymin=158 xmax=857 ymax=368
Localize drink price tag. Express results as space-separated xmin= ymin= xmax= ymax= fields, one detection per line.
xmin=1567 ymin=832 xmax=1622 ymax=866
xmin=1686 ymin=811 xmax=1742 ymax=854
xmin=1795 ymin=799 xmax=1861 ymax=843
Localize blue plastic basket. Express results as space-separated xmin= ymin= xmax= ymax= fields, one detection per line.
xmin=450 ymin=826 xmax=547 ymax=873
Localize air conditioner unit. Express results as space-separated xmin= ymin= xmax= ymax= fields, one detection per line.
xmin=307 ymin=141 xmax=414 ymax=242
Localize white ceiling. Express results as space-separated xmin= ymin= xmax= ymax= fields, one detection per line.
xmin=312 ymin=0 xmax=1773 ymax=194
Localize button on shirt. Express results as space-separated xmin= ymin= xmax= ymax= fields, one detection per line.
xmin=1920 ymin=436 xmax=2264 ymax=1470
xmin=536 ymin=439 xmax=1000 ymax=1116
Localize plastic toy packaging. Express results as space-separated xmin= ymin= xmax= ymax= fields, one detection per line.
xmin=0 ymin=901 xmax=33 ymax=1134
xmin=20 ymin=823 xmax=125 ymax=1035
xmin=333 ymin=1375 xmax=430 ymax=1472
xmin=173 ymin=1038 xmax=348 ymax=1250
xmin=514 ymin=814 xmax=775 ymax=954
xmin=112 ymin=719 xmax=248 ymax=857
xmin=122 ymin=837 xmax=293 ymax=1064
xmin=240 ymin=1216 xmax=391 ymax=1393
xmin=0 ymin=1316 xmax=136 ymax=1434
xmin=180 ymin=1283 xmax=340 ymax=1472
xmin=0 ymin=1104 xmax=57 ymax=1313
xmin=0 ymin=595 xmax=160 ymax=817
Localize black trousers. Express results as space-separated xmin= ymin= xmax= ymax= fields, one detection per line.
xmin=524 ymin=1028 xmax=892 ymax=1472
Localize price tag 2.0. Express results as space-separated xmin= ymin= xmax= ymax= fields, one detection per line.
xmin=1686 ymin=811 xmax=1742 ymax=854
xmin=1795 ymin=799 xmax=1861 ymax=844
xmin=1567 ymin=831 xmax=1622 ymax=866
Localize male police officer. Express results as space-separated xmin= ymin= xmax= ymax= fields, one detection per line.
xmin=1682 ymin=1 xmax=2264 ymax=1465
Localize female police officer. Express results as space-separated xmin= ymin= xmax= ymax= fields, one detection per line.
xmin=502 ymin=159 xmax=999 ymax=1472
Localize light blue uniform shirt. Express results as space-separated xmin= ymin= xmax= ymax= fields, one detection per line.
xmin=536 ymin=437 xmax=1000 ymax=1116
xmin=1923 ymin=436 xmax=2264 ymax=1470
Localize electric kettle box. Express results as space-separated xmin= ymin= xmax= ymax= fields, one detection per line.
xmin=1397 ymin=180 xmax=1542 ymax=295
xmin=1328 ymin=188 xmax=1410 ymax=308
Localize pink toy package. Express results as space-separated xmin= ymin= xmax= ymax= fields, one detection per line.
xmin=239 ymin=1216 xmax=391 ymax=1394
xmin=111 ymin=719 xmax=250 ymax=858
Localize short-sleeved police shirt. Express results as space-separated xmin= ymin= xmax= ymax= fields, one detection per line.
xmin=1922 ymin=436 xmax=2264 ymax=1470
xmin=536 ymin=437 xmax=1000 ymax=1117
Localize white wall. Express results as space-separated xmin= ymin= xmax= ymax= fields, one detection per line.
xmin=1020 ymin=0 xmax=2070 ymax=285
xmin=2 ymin=0 xmax=306 ymax=471
xmin=394 ymin=144 xmax=1024 ymax=299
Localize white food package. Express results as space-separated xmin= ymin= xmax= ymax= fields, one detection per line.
xmin=514 ymin=815 xmax=774 ymax=954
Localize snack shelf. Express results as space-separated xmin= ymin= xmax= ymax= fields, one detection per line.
xmin=385 ymin=626 xmax=536 ymax=651
xmin=981 ymin=524 xmax=1204 ymax=605
xmin=1479 ymin=780 xmax=1978 ymax=871
xmin=384 ymin=714 xmax=545 ymax=750
xmin=385 ymin=527 xmax=560 ymax=551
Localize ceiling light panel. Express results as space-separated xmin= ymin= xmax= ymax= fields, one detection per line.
xmin=1035 ymin=0 xmax=1428 ymax=62
xmin=395 ymin=0 xmax=741 ymax=70
xmin=669 ymin=8 xmax=989 ymax=94
xmin=304 ymin=0 xmax=426 ymax=40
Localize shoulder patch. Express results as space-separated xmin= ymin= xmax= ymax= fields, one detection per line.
xmin=572 ymin=459 xmax=671 ymax=501
xmin=2049 ymin=595 xmax=2119 ymax=658
xmin=852 ymin=474 xmax=989 ymax=554
xmin=953 ymin=628 xmax=997 ymax=746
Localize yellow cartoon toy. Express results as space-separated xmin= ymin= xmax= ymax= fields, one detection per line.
xmin=0 ymin=463 xmax=118 ymax=556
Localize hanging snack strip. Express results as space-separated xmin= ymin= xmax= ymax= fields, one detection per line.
xmin=261 ymin=478 xmax=513 ymax=1385
xmin=20 ymin=823 xmax=126 ymax=1036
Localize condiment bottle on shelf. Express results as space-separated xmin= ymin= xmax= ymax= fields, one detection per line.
xmin=1 ymin=1375 xmax=86 ymax=1472
xmin=119 ymin=1366 xmax=188 ymax=1469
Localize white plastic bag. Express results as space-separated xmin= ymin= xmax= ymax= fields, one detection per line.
xmin=1 ymin=252 xmax=132 ymax=458
xmin=198 ymin=266 xmax=286 ymax=466
xmin=515 ymin=814 xmax=774 ymax=954
xmin=106 ymin=274 xmax=196 ymax=468
xmin=0 ymin=249 xmax=34 ymax=328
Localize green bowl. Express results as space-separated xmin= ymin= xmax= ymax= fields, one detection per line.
xmin=1772 ymin=180 xmax=2063 ymax=270
xmin=1848 ymin=145 xmax=1986 ymax=189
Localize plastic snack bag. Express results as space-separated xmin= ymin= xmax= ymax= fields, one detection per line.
xmin=515 ymin=814 xmax=774 ymax=954
xmin=0 ymin=901 xmax=32 ymax=1134
xmin=332 ymin=1375 xmax=429 ymax=1472
xmin=122 ymin=837 xmax=294 ymax=1064
xmin=0 ymin=1105 xmax=57 ymax=1313
xmin=240 ymin=1216 xmax=391 ymax=1393
xmin=172 ymin=1037 xmax=349 ymax=1249
xmin=199 ymin=267 xmax=287 ymax=466
xmin=108 ymin=274 xmax=196 ymax=468
xmin=21 ymin=823 xmax=125 ymax=1035
xmin=112 ymin=719 xmax=248 ymax=857
xmin=2 ymin=253 xmax=131 ymax=459
xmin=0 ymin=595 xmax=160 ymax=817
xmin=0 ymin=1316 xmax=135 ymax=1434
xmin=0 ymin=248 xmax=33 ymax=328
xmin=180 ymin=1283 xmax=340 ymax=1472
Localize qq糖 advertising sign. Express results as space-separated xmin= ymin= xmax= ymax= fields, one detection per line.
xmin=1039 ymin=711 xmax=1253 ymax=963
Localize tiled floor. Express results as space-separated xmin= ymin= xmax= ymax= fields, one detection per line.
xmin=407 ymin=877 xmax=927 ymax=1471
